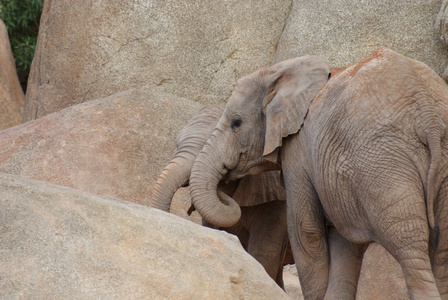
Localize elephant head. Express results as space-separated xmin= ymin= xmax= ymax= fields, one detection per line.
xmin=150 ymin=105 xmax=224 ymax=211
xmin=190 ymin=56 xmax=331 ymax=227
xmin=151 ymin=104 xmax=286 ymax=212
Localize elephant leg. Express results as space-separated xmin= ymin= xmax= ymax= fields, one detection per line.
xmin=286 ymin=176 xmax=329 ymax=299
xmin=245 ymin=201 xmax=289 ymax=289
xmin=325 ymin=227 xmax=367 ymax=300
xmin=374 ymin=189 xmax=441 ymax=299
xmin=432 ymin=181 xmax=448 ymax=299
xmin=393 ymin=245 xmax=440 ymax=299
xmin=433 ymin=230 xmax=448 ymax=300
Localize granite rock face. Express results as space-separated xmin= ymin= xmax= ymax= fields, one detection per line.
xmin=274 ymin=0 xmax=448 ymax=76
xmin=357 ymin=244 xmax=407 ymax=300
xmin=0 ymin=19 xmax=24 ymax=130
xmin=436 ymin=0 xmax=448 ymax=80
xmin=23 ymin=0 xmax=292 ymax=120
xmin=0 ymin=173 xmax=288 ymax=299
xmin=24 ymin=0 xmax=448 ymax=121
xmin=0 ymin=89 xmax=201 ymax=221
xmin=437 ymin=0 xmax=448 ymax=46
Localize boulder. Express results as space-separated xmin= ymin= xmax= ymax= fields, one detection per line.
xmin=357 ymin=244 xmax=407 ymax=299
xmin=23 ymin=0 xmax=291 ymax=121
xmin=274 ymin=0 xmax=448 ymax=77
xmin=437 ymin=0 xmax=448 ymax=47
xmin=0 ymin=19 xmax=24 ymax=130
xmin=0 ymin=172 xmax=288 ymax=299
xmin=436 ymin=0 xmax=448 ymax=80
xmin=0 ymin=89 xmax=201 ymax=222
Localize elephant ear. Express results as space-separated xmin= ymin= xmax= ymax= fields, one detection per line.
xmin=232 ymin=170 xmax=286 ymax=206
xmin=261 ymin=56 xmax=330 ymax=157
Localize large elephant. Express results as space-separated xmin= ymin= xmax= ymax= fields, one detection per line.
xmin=150 ymin=105 xmax=293 ymax=288
xmin=189 ymin=48 xmax=448 ymax=299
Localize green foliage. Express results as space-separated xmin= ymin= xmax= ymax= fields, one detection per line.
xmin=0 ymin=0 xmax=43 ymax=72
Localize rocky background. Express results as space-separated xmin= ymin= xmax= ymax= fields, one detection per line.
xmin=2 ymin=0 xmax=448 ymax=298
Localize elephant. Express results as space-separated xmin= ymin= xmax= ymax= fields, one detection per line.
xmin=189 ymin=48 xmax=448 ymax=300
xmin=150 ymin=105 xmax=293 ymax=288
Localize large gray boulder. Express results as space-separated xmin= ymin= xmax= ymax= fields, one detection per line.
xmin=437 ymin=0 xmax=448 ymax=45
xmin=0 ymin=89 xmax=201 ymax=221
xmin=0 ymin=19 xmax=24 ymax=130
xmin=436 ymin=0 xmax=448 ymax=80
xmin=0 ymin=173 xmax=288 ymax=299
xmin=357 ymin=244 xmax=407 ymax=299
xmin=274 ymin=0 xmax=448 ymax=76
xmin=23 ymin=0 xmax=291 ymax=121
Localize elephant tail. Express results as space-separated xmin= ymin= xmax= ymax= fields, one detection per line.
xmin=414 ymin=91 xmax=446 ymax=248
xmin=424 ymin=123 xmax=443 ymax=247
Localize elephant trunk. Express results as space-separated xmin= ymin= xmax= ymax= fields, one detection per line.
xmin=190 ymin=142 xmax=241 ymax=228
xmin=151 ymin=153 xmax=195 ymax=212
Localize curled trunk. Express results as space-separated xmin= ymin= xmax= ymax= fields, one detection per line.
xmin=190 ymin=144 xmax=241 ymax=227
xmin=150 ymin=153 xmax=195 ymax=212
xmin=151 ymin=105 xmax=224 ymax=212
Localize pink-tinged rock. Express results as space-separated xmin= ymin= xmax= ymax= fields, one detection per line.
xmin=0 ymin=19 xmax=24 ymax=130
xmin=23 ymin=0 xmax=291 ymax=120
xmin=0 ymin=172 xmax=289 ymax=299
xmin=0 ymin=89 xmax=201 ymax=212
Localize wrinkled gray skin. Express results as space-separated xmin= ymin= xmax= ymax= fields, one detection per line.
xmin=189 ymin=49 xmax=448 ymax=300
xmin=150 ymin=105 xmax=293 ymax=288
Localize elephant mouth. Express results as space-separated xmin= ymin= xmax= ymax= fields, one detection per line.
xmin=225 ymin=159 xmax=269 ymax=182
xmin=225 ymin=169 xmax=243 ymax=181
xmin=224 ymin=152 xmax=248 ymax=181
xmin=224 ymin=148 xmax=281 ymax=182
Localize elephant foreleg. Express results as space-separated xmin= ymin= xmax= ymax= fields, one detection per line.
xmin=244 ymin=201 xmax=289 ymax=289
xmin=325 ymin=227 xmax=367 ymax=300
xmin=286 ymin=176 xmax=329 ymax=299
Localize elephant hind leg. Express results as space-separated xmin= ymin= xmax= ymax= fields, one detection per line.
xmin=432 ymin=238 xmax=448 ymax=299
xmin=431 ymin=181 xmax=448 ymax=299
xmin=395 ymin=247 xmax=440 ymax=299
xmin=374 ymin=189 xmax=441 ymax=299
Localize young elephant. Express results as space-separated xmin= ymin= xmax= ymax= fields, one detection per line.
xmin=189 ymin=49 xmax=448 ymax=299
xmin=150 ymin=105 xmax=293 ymax=288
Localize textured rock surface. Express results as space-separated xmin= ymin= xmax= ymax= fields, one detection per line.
xmin=0 ymin=173 xmax=288 ymax=299
xmin=274 ymin=0 xmax=447 ymax=76
xmin=0 ymin=89 xmax=201 ymax=219
xmin=437 ymin=0 xmax=448 ymax=46
xmin=24 ymin=0 xmax=448 ymax=122
xmin=0 ymin=19 xmax=24 ymax=130
xmin=436 ymin=0 xmax=448 ymax=80
xmin=24 ymin=0 xmax=292 ymax=120
xmin=357 ymin=244 xmax=407 ymax=299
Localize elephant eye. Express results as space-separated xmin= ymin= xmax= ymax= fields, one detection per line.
xmin=231 ymin=117 xmax=242 ymax=131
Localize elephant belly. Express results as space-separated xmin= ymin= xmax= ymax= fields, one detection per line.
xmin=319 ymin=190 xmax=374 ymax=244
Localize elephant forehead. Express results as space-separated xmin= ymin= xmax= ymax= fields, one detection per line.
xmin=224 ymin=100 xmax=261 ymax=123
xmin=227 ymin=83 xmax=262 ymax=111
